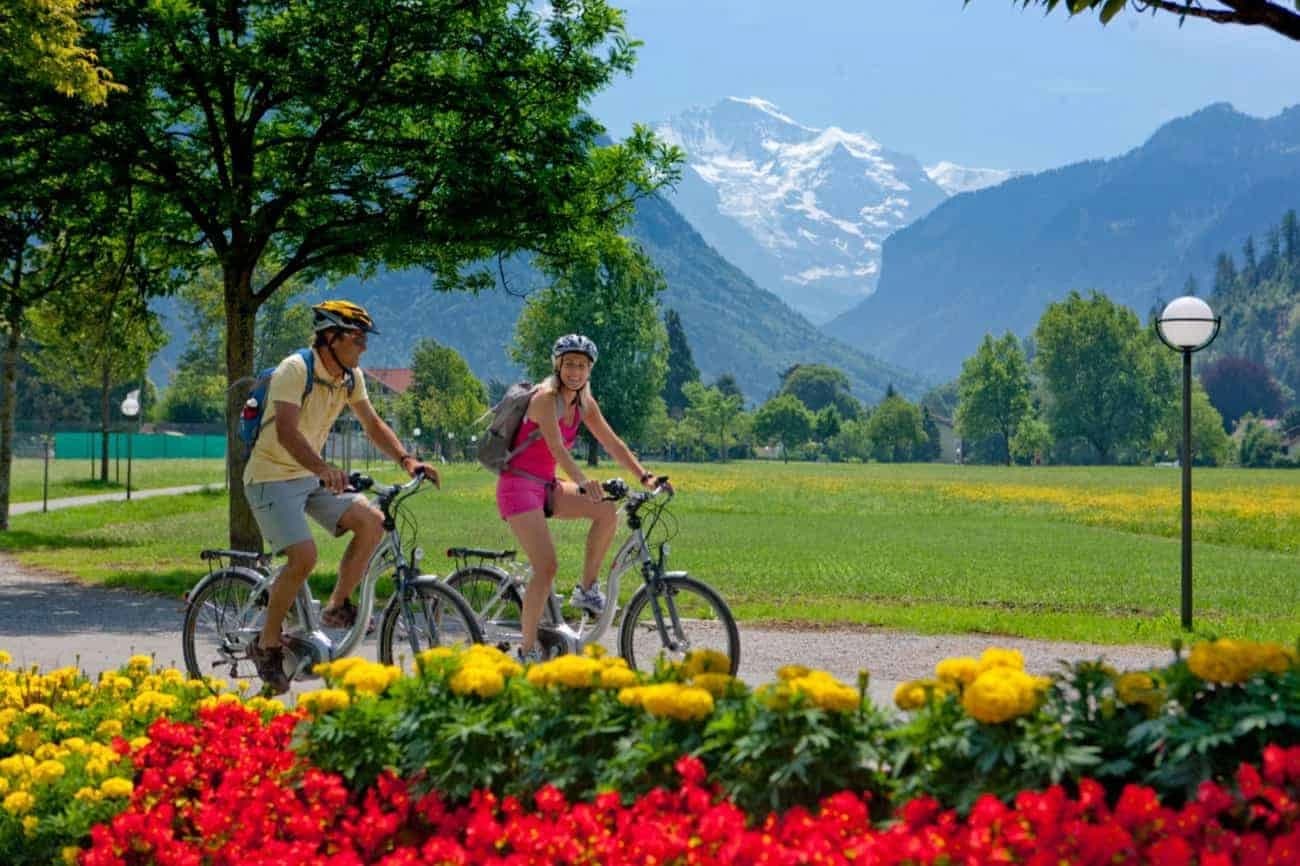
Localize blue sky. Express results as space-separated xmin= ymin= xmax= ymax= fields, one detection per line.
xmin=588 ymin=0 xmax=1295 ymax=173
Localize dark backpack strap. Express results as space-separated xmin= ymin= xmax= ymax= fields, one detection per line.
xmin=297 ymin=348 xmax=315 ymax=402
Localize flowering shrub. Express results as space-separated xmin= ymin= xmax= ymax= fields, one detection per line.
xmin=297 ymin=645 xmax=892 ymax=814
xmin=891 ymin=641 xmax=1300 ymax=809
xmin=82 ymin=701 xmax=1300 ymax=865
xmin=0 ymin=652 xmax=277 ymax=866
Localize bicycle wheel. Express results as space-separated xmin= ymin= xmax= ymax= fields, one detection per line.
xmin=182 ymin=569 xmax=300 ymax=684
xmin=618 ymin=575 xmax=740 ymax=675
xmin=446 ymin=566 xmax=523 ymax=651
xmin=377 ymin=578 xmax=483 ymax=667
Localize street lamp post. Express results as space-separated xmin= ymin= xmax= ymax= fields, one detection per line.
xmin=1155 ymin=296 xmax=1220 ymax=631
xmin=120 ymin=390 xmax=141 ymax=501
xmin=412 ymin=428 xmax=422 ymax=461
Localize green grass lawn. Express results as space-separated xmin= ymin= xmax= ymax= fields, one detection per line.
xmin=4 ymin=461 xmax=1298 ymax=645
xmin=10 ymin=457 xmax=226 ymax=502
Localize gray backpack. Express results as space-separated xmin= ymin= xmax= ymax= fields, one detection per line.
xmin=476 ymin=383 xmax=577 ymax=476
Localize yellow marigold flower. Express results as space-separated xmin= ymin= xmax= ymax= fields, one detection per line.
xmin=22 ymin=814 xmax=38 ymax=836
xmin=3 ymin=790 xmax=35 ymax=815
xmin=61 ymin=737 xmax=87 ymax=754
xmin=690 ymin=673 xmax=734 ymax=698
xmin=599 ymin=666 xmax=638 ymax=690
xmin=583 ymin=644 xmax=608 ymax=659
xmin=893 ymin=680 xmax=930 ymax=711
xmin=298 ymin=689 xmax=351 ymax=714
xmin=450 ymin=665 xmax=505 ymax=699
xmin=976 ymin=648 xmax=1025 ymax=675
xmin=1115 ymin=672 xmax=1164 ymax=710
xmin=416 ymin=647 xmax=456 ymax=669
xmin=100 ymin=777 xmax=133 ymax=798
xmin=31 ymin=760 xmax=65 ymax=784
xmin=129 ymin=690 xmax=178 ymax=716
xmin=73 ymin=786 xmax=102 ymax=803
xmin=786 ymin=671 xmax=860 ymax=713
xmin=341 ymin=662 xmax=401 ymax=696
xmin=95 ymin=719 xmax=123 ymax=740
xmin=776 ymin=664 xmax=812 ymax=682
xmin=62 ymin=846 xmax=80 ymax=865
xmin=318 ymin=657 xmax=367 ymax=681
xmin=0 ymin=778 xmax=9 ymax=795
xmin=526 ymin=656 xmax=602 ymax=689
xmin=962 ymin=667 xmax=1045 ymax=724
xmin=0 ymin=651 xmax=11 ymax=666
xmin=23 ymin=703 xmax=53 ymax=718
xmin=246 ymin=696 xmax=286 ymax=714
xmin=682 ymin=649 xmax=731 ymax=678
xmin=617 ymin=686 xmax=646 ymax=708
xmin=83 ymin=758 xmax=109 ymax=778
xmin=756 ymin=683 xmax=792 ymax=711
xmin=935 ymin=657 xmax=980 ymax=688
xmin=129 ymin=737 xmax=149 ymax=751
xmin=640 ymin=683 xmax=714 ymax=722
xmin=15 ymin=730 xmax=41 ymax=752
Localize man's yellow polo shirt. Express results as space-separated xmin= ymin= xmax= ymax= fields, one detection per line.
xmin=243 ymin=348 xmax=370 ymax=485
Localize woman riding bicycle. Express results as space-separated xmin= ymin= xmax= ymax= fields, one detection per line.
xmin=498 ymin=334 xmax=662 ymax=662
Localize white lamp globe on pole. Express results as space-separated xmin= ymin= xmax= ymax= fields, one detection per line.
xmin=1154 ymin=296 xmax=1220 ymax=631
xmin=120 ymin=390 xmax=141 ymax=501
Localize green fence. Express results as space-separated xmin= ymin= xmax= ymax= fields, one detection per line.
xmin=54 ymin=431 xmax=226 ymax=460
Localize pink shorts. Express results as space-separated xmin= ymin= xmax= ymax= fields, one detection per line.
xmin=496 ymin=474 xmax=555 ymax=520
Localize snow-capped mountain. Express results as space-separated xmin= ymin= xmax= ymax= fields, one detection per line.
xmin=924 ymin=161 xmax=1019 ymax=196
xmin=655 ymin=97 xmax=949 ymax=324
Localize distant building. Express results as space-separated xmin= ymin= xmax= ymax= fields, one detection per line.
xmin=364 ymin=368 xmax=413 ymax=398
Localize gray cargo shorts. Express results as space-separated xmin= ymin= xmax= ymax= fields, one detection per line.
xmin=244 ymin=476 xmax=367 ymax=555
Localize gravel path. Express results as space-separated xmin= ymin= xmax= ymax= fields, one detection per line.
xmin=0 ymin=554 xmax=1174 ymax=705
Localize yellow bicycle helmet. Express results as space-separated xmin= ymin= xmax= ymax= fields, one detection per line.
xmin=311 ymin=300 xmax=379 ymax=335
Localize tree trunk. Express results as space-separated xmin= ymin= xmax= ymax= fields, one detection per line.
xmin=0 ymin=310 xmax=18 ymax=530
xmin=225 ymin=265 xmax=261 ymax=551
xmin=584 ymin=430 xmax=598 ymax=467
xmin=100 ymin=359 xmax=111 ymax=481
xmin=718 ymin=424 xmax=725 ymax=464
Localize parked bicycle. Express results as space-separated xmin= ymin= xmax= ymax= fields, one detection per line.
xmin=445 ymin=478 xmax=740 ymax=674
xmin=182 ymin=471 xmax=482 ymax=687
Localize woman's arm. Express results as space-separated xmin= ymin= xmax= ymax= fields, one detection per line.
xmin=582 ymin=396 xmax=654 ymax=486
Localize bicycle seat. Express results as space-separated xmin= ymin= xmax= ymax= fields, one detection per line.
xmin=445 ymin=547 xmax=516 ymax=561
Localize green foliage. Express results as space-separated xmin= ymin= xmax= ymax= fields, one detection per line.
xmin=662 ymin=308 xmax=700 ymax=419
xmin=1009 ymin=413 xmax=1053 ymax=465
xmin=1151 ymin=382 xmax=1230 ymax=467
xmin=513 ymin=242 xmax=669 ymax=451
xmin=825 ymin=418 xmax=873 ymax=462
xmin=753 ymin=394 xmax=813 ymax=461
xmin=1238 ymin=415 xmax=1285 ymax=467
xmin=865 ymin=394 xmax=926 ymax=462
xmin=918 ymin=405 xmax=943 ymax=461
xmin=399 ymin=339 xmax=487 ymax=460
xmin=683 ymin=381 xmax=746 ymax=462
xmin=1034 ymin=291 xmax=1174 ymax=463
xmin=0 ymin=0 xmax=121 ymax=103
xmin=814 ymin=405 xmax=842 ymax=441
xmin=779 ymin=364 xmax=862 ymax=419
xmin=956 ymin=333 xmax=1032 ymax=465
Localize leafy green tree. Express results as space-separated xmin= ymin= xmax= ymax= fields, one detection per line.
xmin=89 ymin=0 xmax=681 ymax=547
xmin=1010 ymin=414 xmax=1053 ymax=465
xmin=714 ymin=373 xmax=744 ymax=401
xmin=1034 ymin=291 xmax=1173 ymax=463
xmin=753 ymin=394 xmax=813 ymax=462
xmin=1200 ymin=356 xmax=1286 ymax=433
xmin=682 ymin=381 xmax=745 ymax=462
xmin=0 ymin=0 xmax=120 ymax=103
xmin=919 ymin=405 xmax=943 ymax=462
xmin=513 ymin=243 xmax=669 ymax=465
xmin=28 ymin=264 xmax=166 ymax=481
xmin=662 ymin=308 xmax=700 ymax=419
xmin=865 ymin=394 xmax=927 ymax=462
xmin=962 ymin=1 xmax=1300 ymax=42
xmin=814 ymin=405 xmax=842 ymax=441
xmin=401 ymin=339 xmax=487 ymax=461
xmin=1238 ymin=415 xmax=1284 ymax=467
xmin=0 ymin=66 xmax=121 ymax=526
xmin=826 ymin=419 xmax=873 ymax=463
xmin=956 ymin=332 xmax=1032 ymax=466
xmin=1153 ymin=382 xmax=1230 ymax=467
xmin=780 ymin=364 xmax=861 ymax=418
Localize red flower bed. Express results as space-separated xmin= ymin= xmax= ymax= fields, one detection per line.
xmin=82 ymin=704 xmax=1300 ymax=865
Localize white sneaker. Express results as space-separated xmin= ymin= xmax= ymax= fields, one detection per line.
xmin=570 ymin=584 xmax=606 ymax=615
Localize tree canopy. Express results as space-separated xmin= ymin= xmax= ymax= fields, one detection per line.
xmin=0 ymin=0 xmax=120 ymax=103
xmin=683 ymin=381 xmax=745 ymax=462
xmin=963 ymin=1 xmax=1300 ymax=42
xmin=956 ymin=333 xmax=1032 ymax=466
xmin=753 ymin=394 xmax=812 ymax=462
xmin=662 ymin=308 xmax=700 ymax=419
xmin=513 ymin=242 xmax=669 ymax=460
xmin=779 ymin=364 xmax=861 ymax=419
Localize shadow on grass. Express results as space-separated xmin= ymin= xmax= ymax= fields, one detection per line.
xmin=65 ymin=479 xmax=126 ymax=492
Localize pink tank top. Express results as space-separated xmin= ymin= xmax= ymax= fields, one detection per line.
xmin=507 ymin=397 xmax=581 ymax=481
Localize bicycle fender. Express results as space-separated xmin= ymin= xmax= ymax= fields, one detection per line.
xmin=184 ymin=566 xmax=268 ymax=605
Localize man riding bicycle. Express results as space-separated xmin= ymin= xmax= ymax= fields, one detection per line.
xmin=244 ymin=300 xmax=436 ymax=693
